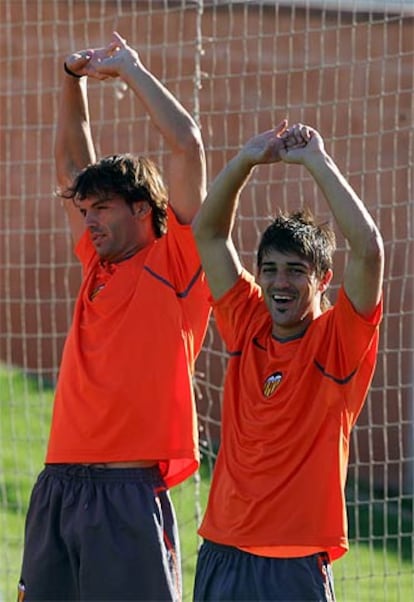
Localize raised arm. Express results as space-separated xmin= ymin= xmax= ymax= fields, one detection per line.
xmin=87 ymin=32 xmax=206 ymax=225
xmin=54 ymin=56 xmax=97 ymax=244
xmin=192 ymin=121 xmax=287 ymax=300
xmin=281 ymin=124 xmax=384 ymax=318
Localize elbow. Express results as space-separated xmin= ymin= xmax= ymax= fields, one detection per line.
xmin=370 ymin=227 xmax=384 ymax=260
xmin=55 ymin=156 xmax=75 ymax=192
xmin=362 ymin=226 xmax=384 ymax=270
xmin=178 ymin=123 xmax=205 ymax=159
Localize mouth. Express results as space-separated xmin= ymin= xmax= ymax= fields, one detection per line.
xmin=271 ymin=293 xmax=295 ymax=313
xmin=90 ymin=232 xmax=105 ymax=245
xmin=272 ymin=293 xmax=295 ymax=304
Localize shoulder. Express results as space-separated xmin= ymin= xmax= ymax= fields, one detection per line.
xmin=214 ymin=270 xmax=261 ymax=309
xmin=334 ymin=286 xmax=382 ymax=327
xmin=213 ymin=270 xmax=268 ymax=346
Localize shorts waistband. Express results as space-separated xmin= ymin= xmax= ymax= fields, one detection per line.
xmin=202 ymin=540 xmax=249 ymax=555
xmin=202 ymin=540 xmax=329 ymax=561
xmin=44 ymin=463 xmax=163 ymax=484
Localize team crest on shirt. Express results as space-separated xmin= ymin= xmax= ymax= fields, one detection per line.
xmin=263 ymin=371 xmax=283 ymax=397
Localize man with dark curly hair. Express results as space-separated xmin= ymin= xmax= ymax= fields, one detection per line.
xmin=18 ymin=31 xmax=210 ymax=602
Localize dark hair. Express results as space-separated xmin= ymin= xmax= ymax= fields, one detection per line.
xmin=61 ymin=154 xmax=168 ymax=238
xmin=257 ymin=209 xmax=336 ymax=310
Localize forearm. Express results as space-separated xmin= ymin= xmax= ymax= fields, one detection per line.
xmin=192 ymin=150 xmax=249 ymax=300
xmin=193 ymin=124 xmax=287 ymax=299
xmin=305 ymin=152 xmax=382 ymax=259
xmin=120 ymin=61 xmax=200 ymax=152
xmin=193 ymin=150 xmax=254 ymax=241
xmin=54 ymin=75 xmax=96 ymax=189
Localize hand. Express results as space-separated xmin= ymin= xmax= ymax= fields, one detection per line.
xmin=64 ymin=48 xmax=96 ymax=79
xmin=240 ymin=120 xmax=288 ymax=167
xmin=87 ymin=31 xmax=141 ymax=80
xmin=64 ymin=32 xmax=139 ymax=81
xmin=279 ymin=123 xmax=326 ymax=165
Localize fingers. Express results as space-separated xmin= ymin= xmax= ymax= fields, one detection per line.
xmin=87 ymin=32 xmax=126 ymax=64
xmin=112 ymin=31 xmax=127 ymax=47
xmin=104 ymin=31 xmax=128 ymax=56
xmin=274 ymin=119 xmax=288 ymax=137
xmin=65 ymin=49 xmax=94 ymax=76
xmin=281 ymin=123 xmax=314 ymax=151
xmin=93 ymin=32 xmax=129 ymax=68
xmin=64 ymin=33 xmax=129 ymax=81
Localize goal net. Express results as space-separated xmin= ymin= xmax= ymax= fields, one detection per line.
xmin=0 ymin=1 xmax=412 ymax=600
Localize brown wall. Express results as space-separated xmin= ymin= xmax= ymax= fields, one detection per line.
xmin=0 ymin=2 xmax=413 ymax=492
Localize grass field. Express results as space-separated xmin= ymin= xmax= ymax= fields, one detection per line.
xmin=0 ymin=363 xmax=412 ymax=601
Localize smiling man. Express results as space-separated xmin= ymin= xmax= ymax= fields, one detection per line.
xmin=192 ymin=121 xmax=384 ymax=601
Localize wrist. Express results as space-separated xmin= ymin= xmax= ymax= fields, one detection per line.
xmin=303 ymin=150 xmax=332 ymax=173
xmin=235 ymin=148 xmax=257 ymax=174
xmin=119 ymin=58 xmax=147 ymax=86
xmin=64 ymin=62 xmax=83 ymax=79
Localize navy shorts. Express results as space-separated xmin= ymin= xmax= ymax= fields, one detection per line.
xmin=193 ymin=540 xmax=336 ymax=601
xmin=19 ymin=464 xmax=181 ymax=601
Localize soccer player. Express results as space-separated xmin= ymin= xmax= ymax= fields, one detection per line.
xmin=18 ymin=32 xmax=210 ymax=601
xmin=192 ymin=121 xmax=384 ymax=601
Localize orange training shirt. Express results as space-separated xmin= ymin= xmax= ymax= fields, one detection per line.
xmin=198 ymin=270 xmax=382 ymax=560
xmin=46 ymin=208 xmax=210 ymax=488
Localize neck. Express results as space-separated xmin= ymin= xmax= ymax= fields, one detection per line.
xmin=102 ymin=241 xmax=152 ymax=266
xmin=112 ymin=245 xmax=141 ymax=264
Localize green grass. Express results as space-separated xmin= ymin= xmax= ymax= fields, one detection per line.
xmin=0 ymin=364 xmax=54 ymax=601
xmin=0 ymin=363 xmax=413 ymax=601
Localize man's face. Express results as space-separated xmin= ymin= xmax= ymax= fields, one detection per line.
xmin=76 ymin=194 xmax=140 ymax=262
xmin=258 ymin=249 xmax=331 ymax=339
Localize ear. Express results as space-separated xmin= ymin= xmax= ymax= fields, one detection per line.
xmin=318 ymin=269 xmax=333 ymax=294
xmin=132 ymin=200 xmax=151 ymax=218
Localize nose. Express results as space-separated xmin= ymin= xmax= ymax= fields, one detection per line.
xmin=272 ymin=269 xmax=290 ymax=288
xmin=84 ymin=211 xmax=98 ymax=228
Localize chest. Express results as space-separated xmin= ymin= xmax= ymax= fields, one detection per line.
xmin=225 ymin=330 xmax=342 ymax=427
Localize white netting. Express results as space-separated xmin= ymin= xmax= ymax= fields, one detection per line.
xmin=0 ymin=1 xmax=413 ymax=600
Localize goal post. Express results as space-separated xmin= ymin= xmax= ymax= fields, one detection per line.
xmin=0 ymin=1 xmax=413 ymax=600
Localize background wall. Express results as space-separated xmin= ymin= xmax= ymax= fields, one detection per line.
xmin=2 ymin=0 xmax=412 ymax=489
xmin=0 ymin=2 xmax=413 ymax=598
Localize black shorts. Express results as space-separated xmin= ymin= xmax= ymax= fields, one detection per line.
xmin=19 ymin=464 xmax=181 ymax=601
xmin=194 ymin=539 xmax=336 ymax=601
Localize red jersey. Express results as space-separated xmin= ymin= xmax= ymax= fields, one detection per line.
xmin=198 ymin=270 xmax=382 ymax=560
xmin=46 ymin=208 xmax=210 ymax=488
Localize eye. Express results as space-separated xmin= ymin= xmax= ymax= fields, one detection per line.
xmin=261 ymin=266 xmax=276 ymax=274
